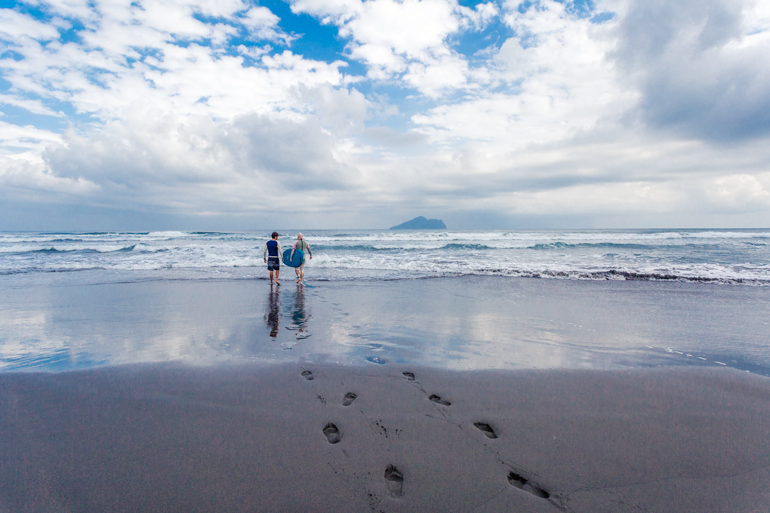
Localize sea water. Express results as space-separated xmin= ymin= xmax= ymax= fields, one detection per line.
xmin=1 ymin=229 xmax=769 ymax=284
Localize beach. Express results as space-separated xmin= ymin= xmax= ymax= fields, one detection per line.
xmin=2 ymin=363 xmax=770 ymax=512
xmin=1 ymin=273 xmax=770 ymax=511
xmin=2 ymin=0 xmax=769 ymax=499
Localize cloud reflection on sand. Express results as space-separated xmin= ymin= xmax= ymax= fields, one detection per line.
xmin=1 ymin=276 xmax=769 ymax=375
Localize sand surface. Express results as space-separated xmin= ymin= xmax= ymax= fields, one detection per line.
xmin=2 ymin=363 xmax=769 ymax=512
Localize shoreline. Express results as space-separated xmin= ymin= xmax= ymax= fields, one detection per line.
xmin=2 ymin=275 xmax=769 ymax=375
xmin=2 ymin=362 xmax=769 ymax=512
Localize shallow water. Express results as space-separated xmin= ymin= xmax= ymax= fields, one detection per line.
xmin=2 ymin=228 xmax=769 ymax=284
xmin=1 ymin=274 xmax=768 ymax=375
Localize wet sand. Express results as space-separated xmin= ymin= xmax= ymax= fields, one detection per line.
xmin=3 ymin=275 xmax=770 ymax=374
xmin=2 ymin=363 xmax=769 ymax=512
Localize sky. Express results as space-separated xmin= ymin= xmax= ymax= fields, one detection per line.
xmin=0 ymin=0 xmax=769 ymax=230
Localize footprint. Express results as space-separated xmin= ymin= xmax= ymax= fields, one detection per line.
xmin=301 ymin=370 xmax=314 ymax=381
xmin=402 ymin=372 xmax=415 ymax=381
xmin=384 ymin=464 xmax=403 ymax=497
xmin=323 ymin=423 xmax=341 ymax=444
xmin=473 ymin=422 xmax=497 ymax=439
xmin=429 ymin=394 xmax=451 ymax=406
xmin=342 ymin=392 xmax=357 ymax=406
xmin=507 ymin=471 xmax=549 ymax=499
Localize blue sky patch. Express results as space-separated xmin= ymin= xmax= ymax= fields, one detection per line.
xmin=451 ymin=15 xmax=512 ymax=59
xmin=590 ymin=11 xmax=615 ymax=23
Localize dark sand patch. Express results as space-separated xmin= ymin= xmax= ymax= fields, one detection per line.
xmin=1 ymin=364 xmax=769 ymax=512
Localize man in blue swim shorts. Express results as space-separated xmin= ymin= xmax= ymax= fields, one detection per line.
xmin=263 ymin=232 xmax=282 ymax=286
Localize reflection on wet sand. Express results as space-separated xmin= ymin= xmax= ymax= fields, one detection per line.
xmin=2 ymin=276 xmax=769 ymax=373
xmin=264 ymin=286 xmax=281 ymax=338
xmin=286 ymin=284 xmax=311 ymax=341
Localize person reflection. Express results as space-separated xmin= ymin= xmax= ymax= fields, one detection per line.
xmin=288 ymin=283 xmax=311 ymax=340
xmin=264 ymin=286 xmax=281 ymax=338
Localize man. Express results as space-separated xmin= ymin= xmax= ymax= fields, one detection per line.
xmin=290 ymin=233 xmax=312 ymax=283
xmin=263 ymin=232 xmax=282 ymax=286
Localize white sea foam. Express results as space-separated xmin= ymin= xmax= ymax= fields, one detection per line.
xmin=146 ymin=231 xmax=190 ymax=238
xmin=1 ymin=229 xmax=768 ymax=283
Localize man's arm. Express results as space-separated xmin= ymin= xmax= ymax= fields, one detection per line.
xmin=263 ymin=242 xmax=268 ymax=262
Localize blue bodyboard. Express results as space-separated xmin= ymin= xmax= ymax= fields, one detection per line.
xmin=282 ymin=248 xmax=303 ymax=268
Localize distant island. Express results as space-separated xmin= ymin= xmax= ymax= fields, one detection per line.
xmin=390 ymin=216 xmax=447 ymax=230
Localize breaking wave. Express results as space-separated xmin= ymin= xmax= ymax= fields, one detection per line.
xmin=1 ymin=229 xmax=768 ymax=285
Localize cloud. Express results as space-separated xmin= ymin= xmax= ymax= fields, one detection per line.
xmin=1 ymin=0 xmax=770 ymax=229
xmin=298 ymin=84 xmax=368 ymax=133
xmin=39 ymin=111 xmax=359 ymax=215
xmin=290 ymin=0 xmax=497 ymax=96
xmin=240 ymin=6 xmax=294 ymax=44
xmin=0 ymin=2 xmax=345 ymax=123
xmin=0 ymin=120 xmax=63 ymax=162
xmin=706 ymin=174 xmax=770 ymax=212
xmin=0 ymin=155 xmax=97 ymax=197
xmin=0 ymin=94 xmax=64 ymax=117
xmin=412 ymin=0 xmax=633 ymax=147
xmin=614 ymin=0 xmax=770 ymax=141
xmin=361 ymin=126 xmax=429 ymax=148
xmin=327 ymin=120 xmax=770 ymax=225
xmin=0 ymin=8 xmax=60 ymax=41
xmin=457 ymin=2 xmax=498 ymax=30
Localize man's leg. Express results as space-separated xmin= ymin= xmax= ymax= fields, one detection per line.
xmin=275 ymin=267 xmax=280 ymax=285
xmin=269 ymin=270 xmax=274 ymax=285
xmin=299 ymin=263 xmax=305 ymax=281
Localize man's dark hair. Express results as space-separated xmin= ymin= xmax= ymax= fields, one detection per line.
xmin=271 ymin=232 xmax=279 ymax=239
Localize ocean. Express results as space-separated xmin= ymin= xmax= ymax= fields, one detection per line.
xmin=1 ymin=228 xmax=769 ymax=285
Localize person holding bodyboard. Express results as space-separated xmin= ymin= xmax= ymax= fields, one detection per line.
xmin=290 ymin=233 xmax=312 ymax=284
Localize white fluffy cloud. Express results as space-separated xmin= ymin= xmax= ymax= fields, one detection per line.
xmin=291 ymin=0 xmax=497 ymax=96
xmin=413 ymin=0 xmax=632 ymax=148
xmin=241 ymin=6 xmax=294 ymax=44
xmin=1 ymin=0 xmax=770 ymax=229
xmin=0 ymin=0 xmax=345 ymax=123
